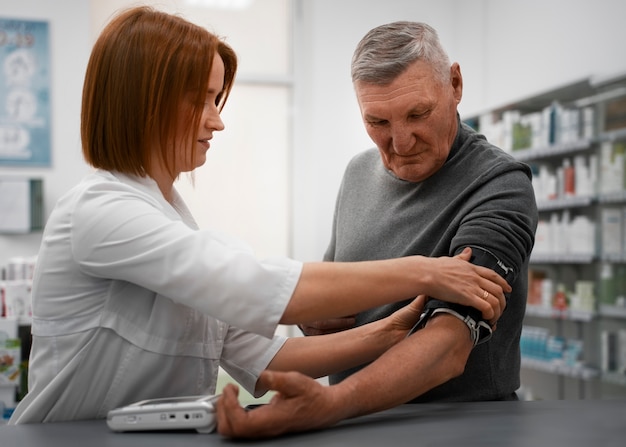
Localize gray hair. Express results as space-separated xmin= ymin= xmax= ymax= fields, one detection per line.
xmin=351 ymin=21 xmax=451 ymax=85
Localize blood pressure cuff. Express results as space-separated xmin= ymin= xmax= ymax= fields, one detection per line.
xmin=407 ymin=246 xmax=517 ymax=346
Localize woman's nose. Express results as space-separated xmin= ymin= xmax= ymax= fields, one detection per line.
xmin=205 ymin=109 xmax=225 ymax=132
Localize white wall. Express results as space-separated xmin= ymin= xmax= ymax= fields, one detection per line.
xmin=0 ymin=0 xmax=91 ymax=267
xmin=291 ymin=0 xmax=626 ymax=262
xmin=454 ymin=0 xmax=626 ymax=116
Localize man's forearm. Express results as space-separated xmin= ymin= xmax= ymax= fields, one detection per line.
xmin=332 ymin=315 xmax=473 ymax=419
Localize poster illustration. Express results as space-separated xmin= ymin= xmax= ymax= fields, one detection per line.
xmin=0 ymin=18 xmax=50 ymax=167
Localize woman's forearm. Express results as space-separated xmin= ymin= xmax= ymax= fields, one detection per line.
xmin=280 ymin=259 xmax=423 ymax=326
xmin=266 ymin=318 xmax=394 ymax=379
xmin=280 ymin=249 xmax=509 ymax=326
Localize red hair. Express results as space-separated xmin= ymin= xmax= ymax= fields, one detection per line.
xmin=81 ymin=6 xmax=237 ymax=177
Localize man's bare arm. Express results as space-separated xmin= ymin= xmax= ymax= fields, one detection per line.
xmin=216 ymin=314 xmax=472 ymax=438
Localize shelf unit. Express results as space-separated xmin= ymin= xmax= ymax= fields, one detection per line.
xmin=465 ymin=73 xmax=626 ymax=400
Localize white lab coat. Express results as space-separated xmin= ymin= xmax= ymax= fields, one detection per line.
xmin=9 ymin=170 xmax=302 ymax=423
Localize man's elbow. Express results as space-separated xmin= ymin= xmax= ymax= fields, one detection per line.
xmin=429 ymin=337 xmax=472 ymax=385
xmin=448 ymin=352 xmax=469 ymax=379
xmin=429 ymin=316 xmax=474 ymax=380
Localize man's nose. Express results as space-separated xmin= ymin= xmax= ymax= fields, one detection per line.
xmin=391 ymin=124 xmax=414 ymax=154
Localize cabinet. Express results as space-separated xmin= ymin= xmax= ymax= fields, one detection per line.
xmin=465 ymin=73 xmax=626 ymax=400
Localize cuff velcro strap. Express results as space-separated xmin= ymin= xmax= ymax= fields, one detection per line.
xmin=407 ymin=305 xmax=493 ymax=347
xmin=429 ymin=307 xmax=493 ymax=346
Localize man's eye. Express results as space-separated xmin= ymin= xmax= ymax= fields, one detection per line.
xmin=368 ymin=120 xmax=387 ymax=126
xmin=410 ymin=111 xmax=430 ymax=120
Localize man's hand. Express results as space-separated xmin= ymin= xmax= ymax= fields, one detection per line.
xmin=216 ymin=370 xmax=342 ymax=439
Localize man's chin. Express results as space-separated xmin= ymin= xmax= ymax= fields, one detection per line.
xmin=389 ymin=166 xmax=432 ymax=183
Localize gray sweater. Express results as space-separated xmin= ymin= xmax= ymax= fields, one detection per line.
xmin=325 ymin=120 xmax=538 ymax=402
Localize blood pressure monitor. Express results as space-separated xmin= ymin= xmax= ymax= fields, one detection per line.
xmin=107 ymin=394 xmax=219 ymax=433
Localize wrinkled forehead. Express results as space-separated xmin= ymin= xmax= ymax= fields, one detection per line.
xmin=355 ymin=66 xmax=443 ymax=115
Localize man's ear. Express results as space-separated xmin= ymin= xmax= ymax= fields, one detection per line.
xmin=450 ymin=62 xmax=463 ymax=104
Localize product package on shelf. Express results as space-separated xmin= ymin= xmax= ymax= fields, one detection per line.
xmin=601 ymin=207 xmax=623 ymax=259
xmin=0 ymin=317 xmax=20 ymax=414
xmin=599 ymin=263 xmax=626 ymax=307
xmin=3 ymin=281 xmax=32 ymax=324
xmin=1 ymin=256 xmax=35 ymax=325
xmin=521 ymin=325 xmax=584 ymax=368
xmin=599 ymin=141 xmax=626 ymax=196
xmin=526 ymin=269 xmax=596 ymax=316
xmin=531 ymin=212 xmax=595 ymax=258
xmin=601 ymin=329 xmax=626 ymax=375
xmin=620 ymin=330 xmax=626 ymax=375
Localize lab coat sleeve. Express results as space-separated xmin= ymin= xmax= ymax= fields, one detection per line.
xmin=69 ymin=178 xmax=302 ymax=338
xmin=220 ymin=325 xmax=287 ymax=397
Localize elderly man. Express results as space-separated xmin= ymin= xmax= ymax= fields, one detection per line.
xmin=216 ymin=21 xmax=537 ymax=438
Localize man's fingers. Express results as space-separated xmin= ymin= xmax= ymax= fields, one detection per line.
xmin=261 ymin=370 xmax=309 ymax=399
xmin=216 ymin=384 xmax=241 ymax=436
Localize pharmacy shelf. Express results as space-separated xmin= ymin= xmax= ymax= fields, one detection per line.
xmin=521 ymin=357 xmax=599 ymax=380
xmin=525 ymin=305 xmax=595 ymax=322
xmin=597 ymin=190 xmax=626 ymax=204
xmin=599 ymin=305 xmax=626 ymax=320
xmin=511 ymin=139 xmax=592 ymax=162
xmin=467 ymin=74 xmax=626 ymax=400
xmin=600 ymin=254 xmax=626 ymax=263
xmin=598 ymin=126 xmax=626 ymax=143
xmin=529 ymin=253 xmax=595 ymax=264
xmin=535 ymin=195 xmax=594 ymax=211
xmin=602 ymin=371 xmax=626 ymax=386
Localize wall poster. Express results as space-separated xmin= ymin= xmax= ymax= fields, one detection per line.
xmin=0 ymin=18 xmax=51 ymax=167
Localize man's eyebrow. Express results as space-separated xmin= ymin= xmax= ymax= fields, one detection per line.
xmin=364 ymin=106 xmax=427 ymax=120
xmin=363 ymin=113 xmax=384 ymax=121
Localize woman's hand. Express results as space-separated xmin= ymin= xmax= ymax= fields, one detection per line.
xmin=381 ymin=294 xmax=427 ymax=342
xmin=425 ymin=247 xmax=509 ymax=324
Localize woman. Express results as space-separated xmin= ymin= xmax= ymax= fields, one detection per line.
xmin=9 ymin=6 xmax=508 ymax=424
